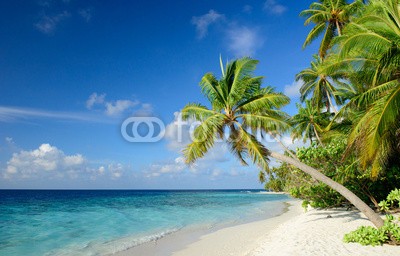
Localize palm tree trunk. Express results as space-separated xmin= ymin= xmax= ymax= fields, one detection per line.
xmin=268 ymin=132 xmax=298 ymax=159
xmin=313 ymin=126 xmax=324 ymax=145
xmin=270 ymin=151 xmax=385 ymax=228
xmin=326 ymin=91 xmax=338 ymax=114
xmin=336 ymin=20 xmax=342 ymax=36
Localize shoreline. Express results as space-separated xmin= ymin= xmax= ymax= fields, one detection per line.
xmin=114 ymin=200 xmax=400 ymax=256
xmin=114 ymin=199 xmax=301 ymax=256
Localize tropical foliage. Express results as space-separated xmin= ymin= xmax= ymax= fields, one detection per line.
xmin=266 ymin=0 xmax=400 ymax=246
xmin=332 ymin=0 xmax=400 ymax=177
xmin=290 ymin=100 xmax=331 ymax=144
xmin=296 ymin=55 xmax=344 ymax=112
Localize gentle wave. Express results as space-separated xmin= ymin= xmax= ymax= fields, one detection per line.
xmin=47 ymin=228 xmax=181 ymax=256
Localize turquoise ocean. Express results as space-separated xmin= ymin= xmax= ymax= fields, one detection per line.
xmin=0 ymin=190 xmax=291 ymax=255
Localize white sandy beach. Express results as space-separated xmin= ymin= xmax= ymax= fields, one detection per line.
xmin=116 ymin=200 xmax=400 ymax=256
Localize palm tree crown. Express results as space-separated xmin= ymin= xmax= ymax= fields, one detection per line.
xmin=291 ymin=100 xmax=331 ymax=145
xmin=296 ymin=54 xmax=343 ymax=112
xmin=182 ymin=57 xmax=290 ymax=173
xmin=301 ymin=0 xmax=363 ymax=58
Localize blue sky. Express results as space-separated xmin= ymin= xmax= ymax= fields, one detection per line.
xmin=0 ymin=0 xmax=318 ymax=189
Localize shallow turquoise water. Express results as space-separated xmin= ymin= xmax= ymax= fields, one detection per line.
xmin=0 ymin=190 xmax=291 ymax=255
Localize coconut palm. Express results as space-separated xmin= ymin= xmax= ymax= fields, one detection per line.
xmin=301 ymin=0 xmax=363 ymax=58
xmin=291 ymin=100 xmax=330 ymax=145
xmin=181 ymin=57 xmax=384 ymax=228
xmin=296 ymin=54 xmax=343 ymax=112
xmin=182 ymin=57 xmax=291 ymax=172
xmin=334 ymin=0 xmax=400 ymax=177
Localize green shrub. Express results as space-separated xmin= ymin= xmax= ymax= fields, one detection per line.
xmin=379 ymin=188 xmax=400 ymax=212
xmin=344 ymin=216 xmax=400 ymax=246
xmin=343 ymin=226 xmax=387 ymax=246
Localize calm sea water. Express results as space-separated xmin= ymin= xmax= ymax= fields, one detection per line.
xmin=0 ymin=190 xmax=291 ymax=255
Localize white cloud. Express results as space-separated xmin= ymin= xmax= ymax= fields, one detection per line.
xmin=0 ymin=106 xmax=107 ymax=123
xmin=35 ymin=11 xmax=70 ymax=34
xmin=86 ymin=93 xmax=106 ymax=109
xmin=86 ymin=93 xmax=145 ymax=117
xmin=105 ymin=100 xmax=139 ymax=116
xmin=226 ymin=26 xmax=263 ymax=57
xmin=191 ymin=10 xmax=264 ymax=57
xmin=64 ymin=155 xmax=84 ymax=166
xmin=4 ymin=144 xmax=85 ymax=178
xmin=107 ymin=163 xmax=124 ymax=179
xmin=263 ymin=0 xmax=287 ymax=15
xmin=2 ymin=143 xmax=129 ymax=181
xmin=134 ymin=103 xmax=154 ymax=117
xmin=192 ymin=10 xmax=224 ymax=39
xmin=283 ymin=80 xmax=303 ymax=98
xmin=143 ymin=156 xmax=187 ymax=178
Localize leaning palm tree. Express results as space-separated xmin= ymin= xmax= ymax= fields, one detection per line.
xmin=182 ymin=57 xmax=291 ymax=172
xmin=181 ymin=57 xmax=384 ymax=228
xmin=296 ymin=54 xmax=343 ymax=112
xmin=301 ymin=0 xmax=363 ymax=58
xmin=291 ymin=100 xmax=330 ymax=145
xmin=334 ymin=0 xmax=400 ymax=177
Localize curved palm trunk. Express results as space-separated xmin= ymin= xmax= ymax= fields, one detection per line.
xmin=326 ymin=91 xmax=338 ymax=114
xmin=268 ymin=132 xmax=298 ymax=159
xmin=335 ymin=20 xmax=342 ymax=36
xmin=270 ymin=151 xmax=385 ymax=228
xmin=313 ymin=126 xmax=324 ymax=146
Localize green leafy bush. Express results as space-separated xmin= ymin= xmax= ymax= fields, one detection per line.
xmin=343 ymin=226 xmax=387 ymax=246
xmin=379 ymin=188 xmax=400 ymax=212
xmin=344 ymin=215 xmax=400 ymax=246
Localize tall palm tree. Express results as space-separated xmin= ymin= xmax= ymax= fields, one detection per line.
xmin=334 ymin=0 xmax=400 ymax=177
xmin=291 ymin=100 xmax=330 ymax=145
xmin=301 ymin=0 xmax=363 ymax=58
xmin=296 ymin=54 xmax=343 ymax=112
xmin=181 ymin=57 xmax=384 ymax=228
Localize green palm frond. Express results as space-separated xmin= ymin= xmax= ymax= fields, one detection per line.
xmin=239 ymin=112 xmax=290 ymax=134
xmin=227 ymin=58 xmax=259 ymax=105
xmin=227 ymin=124 xmax=248 ymax=166
xmin=183 ymin=113 xmax=226 ymax=164
xmin=236 ymin=93 xmax=290 ymax=113
xmin=199 ymin=73 xmax=226 ymax=111
xmin=181 ymin=103 xmax=217 ymax=121
xmin=237 ymin=125 xmax=270 ymax=173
